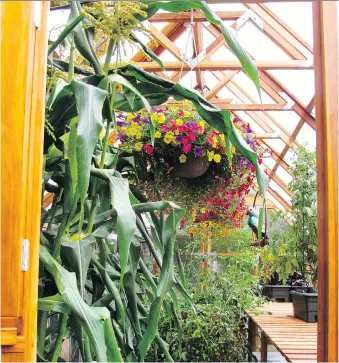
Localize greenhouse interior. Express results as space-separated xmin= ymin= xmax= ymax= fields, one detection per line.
xmin=1 ymin=1 xmax=338 ymax=362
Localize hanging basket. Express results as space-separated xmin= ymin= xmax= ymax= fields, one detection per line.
xmin=172 ymin=152 xmax=210 ymax=179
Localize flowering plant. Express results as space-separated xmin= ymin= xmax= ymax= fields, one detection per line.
xmin=117 ymin=103 xmax=227 ymax=166
xmin=117 ymin=103 xmax=266 ymax=238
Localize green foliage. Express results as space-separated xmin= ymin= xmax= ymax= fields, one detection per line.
xmin=212 ymin=229 xmax=253 ymax=253
xmin=147 ymin=244 xmax=265 ymax=362
xmin=40 ymin=2 xmax=266 ymax=361
xmin=260 ymin=147 xmax=318 ymax=285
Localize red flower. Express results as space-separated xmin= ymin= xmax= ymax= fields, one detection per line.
xmin=183 ymin=144 xmax=191 ymax=153
xmin=178 ymin=125 xmax=187 ymax=132
xmin=178 ymin=110 xmax=184 ymax=117
xmin=171 ymin=124 xmax=177 ymax=131
xmin=143 ymin=144 xmax=154 ymax=154
xmin=182 ymin=137 xmax=189 ymax=145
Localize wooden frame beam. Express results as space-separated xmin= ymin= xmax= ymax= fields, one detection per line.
xmin=313 ymin=2 xmax=339 ymax=361
xmin=149 ymin=11 xmax=245 ymax=22
xmin=136 ymin=60 xmax=313 ymax=71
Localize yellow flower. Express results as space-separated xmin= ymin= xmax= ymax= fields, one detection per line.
xmin=179 ymin=154 xmax=187 ymax=163
xmin=166 ymin=131 xmax=174 ymax=137
xmin=164 ymin=134 xmax=174 ymax=144
xmin=135 ymin=131 xmax=142 ymax=140
xmin=126 ymin=128 xmax=136 ymax=137
xmin=219 ymin=134 xmax=225 ymax=141
xmin=135 ymin=142 xmax=143 ymax=151
xmin=155 ymin=131 xmax=161 ymax=138
xmin=231 ymin=146 xmax=236 ymax=154
xmin=207 ymin=150 xmax=214 ymax=162
xmin=175 ymin=130 xmax=179 ymax=135
xmin=175 ymin=118 xmax=183 ymax=126
xmin=157 ymin=113 xmax=166 ymax=124
xmin=213 ymin=153 xmax=221 ymax=163
xmin=199 ymin=121 xmax=205 ymax=127
xmin=183 ymin=110 xmax=191 ymax=117
xmin=127 ymin=114 xmax=134 ymax=121
xmin=200 ymin=208 xmax=206 ymax=213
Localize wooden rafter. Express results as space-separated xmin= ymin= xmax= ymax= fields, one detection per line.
xmin=149 ymin=11 xmax=245 ymax=22
xmin=132 ymin=23 xmax=185 ymax=62
xmin=135 ymin=60 xmax=313 ymax=71
xmin=206 ymin=23 xmax=316 ymax=130
xmin=205 ymin=71 xmax=239 ymax=99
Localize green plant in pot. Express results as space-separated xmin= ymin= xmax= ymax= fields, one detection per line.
xmin=260 ymin=147 xmax=317 ymax=307
xmin=40 ymin=1 xmax=267 ymax=362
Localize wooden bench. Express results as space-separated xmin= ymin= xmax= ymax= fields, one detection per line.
xmin=246 ymin=302 xmax=317 ymax=362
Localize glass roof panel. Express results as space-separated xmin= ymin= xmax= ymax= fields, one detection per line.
xmin=268 ymin=70 xmax=315 ymax=106
xmin=238 ymin=22 xmax=292 ymax=61
xmin=296 ymin=123 xmax=316 ymax=150
xmin=276 ymin=166 xmax=294 ymax=186
xmin=266 ymin=111 xmax=301 ymax=134
xmin=265 ymin=2 xmax=313 ymax=47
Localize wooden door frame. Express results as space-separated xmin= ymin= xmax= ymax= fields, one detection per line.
xmin=313 ymin=2 xmax=339 ymax=362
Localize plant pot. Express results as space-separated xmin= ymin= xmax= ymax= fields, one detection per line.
xmin=172 ymin=153 xmax=210 ymax=178
xmin=288 ymin=286 xmax=308 ymax=301
xmin=262 ymin=285 xmax=291 ymax=302
xmin=291 ymin=291 xmax=318 ymax=322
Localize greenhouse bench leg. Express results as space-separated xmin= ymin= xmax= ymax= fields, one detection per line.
xmin=261 ymin=332 xmax=268 ymax=362
xmin=248 ymin=318 xmax=258 ymax=360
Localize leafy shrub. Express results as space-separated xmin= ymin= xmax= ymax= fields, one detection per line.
xmin=147 ymin=242 xmax=264 ymax=362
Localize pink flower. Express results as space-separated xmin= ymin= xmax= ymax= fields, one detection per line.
xmin=188 ymin=131 xmax=196 ymax=142
xmin=182 ymin=137 xmax=189 ymax=145
xmin=168 ymin=119 xmax=175 ymax=125
xmin=182 ymin=144 xmax=191 ymax=153
xmin=171 ymin=124 xmax=177 ymax=131
xmin=178 ymin=125 xmax=187 ymax=132
xmin=178 ymin=110 xmax=184 ymax=117
xmin=161 ymin=125 xmax=169 ymax=132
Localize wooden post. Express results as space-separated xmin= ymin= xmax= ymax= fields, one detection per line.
xmin=248 ymin=318 xmax=258 ymax=355
xmin=260 ymin=332 xmax=268 ymax=363
xmin=1 ymin=2 xmax=49 ymax=361
xmin=313 ymin=2 xmax=339 ymax=362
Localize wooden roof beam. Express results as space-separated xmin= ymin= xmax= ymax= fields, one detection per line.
xmin=132 ymin=22 xmax=185 ymax=62
xmin=149 ymin=11 xmax=245 ymax=22
xmin=205 ymin=23 xmax=316 ymax=130
xmin=135 ymin=60 xmax=313 ymax=71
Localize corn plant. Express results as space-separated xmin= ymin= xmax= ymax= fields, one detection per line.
xmin=38 ymin=2 xmax=267 ymax=362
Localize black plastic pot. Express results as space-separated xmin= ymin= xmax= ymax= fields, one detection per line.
xmin=262 ymin=285 xmax=291 ymax=302
xmin=290 ymin=291 xmax=318 ymax=322
xmin=288 ymin=286 xmax=308 ymax=301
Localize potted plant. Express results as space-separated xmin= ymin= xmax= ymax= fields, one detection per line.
xmin=260 ymin=147 xmax=318 ymax=313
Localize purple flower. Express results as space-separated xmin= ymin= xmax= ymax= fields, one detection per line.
xmin=118 ymin=132 xmax=126 ymax=140
xmin=193 ymin=146 xmax=203 ymax=157
xmin=185 ymin=122 xmax=197 ymax=130
xmin=117 ymin=121 xmax=126 ymax=127
xmin=133 ymin=114 xmax=141 ymax=123
xmin=176 ymin=136 xmax=183 ymax=143
xmin=142 ymin=117 xmax=150 ymax=124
